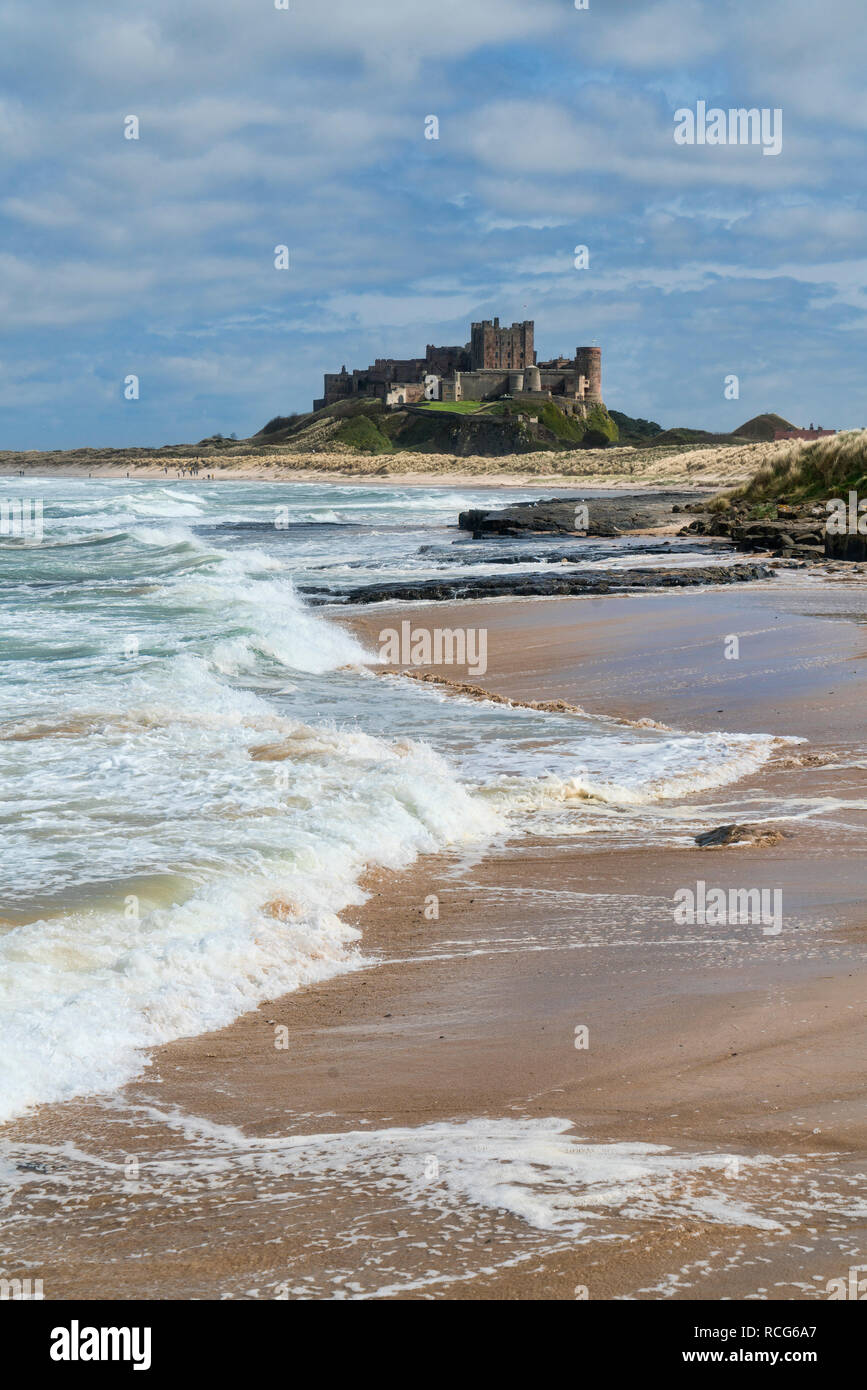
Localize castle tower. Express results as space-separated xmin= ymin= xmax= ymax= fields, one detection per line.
xmin=575 ymin=347 xmax=602 ymax=403
xmin=471 ymin=319 xmax=534 ymax=371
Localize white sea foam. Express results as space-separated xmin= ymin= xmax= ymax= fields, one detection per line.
xmin=126 ymin=493 xmax=205 ymax=518
xmin=3 ymin=1111 xmax=786 ymax=1238
xmin=482 ymin=732 xmax=784 ymax=811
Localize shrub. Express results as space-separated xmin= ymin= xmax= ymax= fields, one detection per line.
xmin=260 ymin=414 xmax=301 ymax=435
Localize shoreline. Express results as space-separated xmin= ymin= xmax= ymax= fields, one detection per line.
xmin=0 ymin=465 xmax=718 ymax=492
xmin=342 ymin=581 xmax=867 ymax=739
xmin=0 ymin=466 xmax=708 ymax=490
xmin=2 ymin=578 xmax=865 ymax=1299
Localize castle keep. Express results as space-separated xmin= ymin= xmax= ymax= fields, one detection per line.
xmin=315 ymin=318 xmax=603 ymax=417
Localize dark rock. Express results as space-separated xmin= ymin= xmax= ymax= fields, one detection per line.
xmin=730 ymin=520 xmax=824 ymax=550
xmin=457 ymin=493 xmax=700 ymax=539
xmin=308 ymin=563 xmax=774 ymax=606
xmin=695 ymin=823 xmax=790 ymax=849
xmin=415 ymin=540 xmax=705 ymax=567
xmin=825 ymin=531 xmax=867 ymax=562
xmin=776 ymin=545 xmax=824 ymax=562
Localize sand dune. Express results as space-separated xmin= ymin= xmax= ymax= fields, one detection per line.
xmin=0 ymin=438 xmax=809 ymax=490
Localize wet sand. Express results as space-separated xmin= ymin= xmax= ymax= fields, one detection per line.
xmin=2 ymin=578 xmax=865 ymax=1300
xmin=347 ymin=584 xmax=867 ymax=741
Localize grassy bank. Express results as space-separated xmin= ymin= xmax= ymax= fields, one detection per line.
xmin=720 ymin=429 xmax=867 ymax=505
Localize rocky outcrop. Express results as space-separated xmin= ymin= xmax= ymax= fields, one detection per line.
xmin=306 ymin=562 xmax=774 ymax=606
xmin=418 ymin=540 xmax=716 ymax=566
xmin=680 ymin=507 xmax=832 ymax=561
xmin=458 ymin=493 xmax=697 ymax=538
xmin=684 ymin=516 xmax=824 ymax=546
xmin=680 ymin=500 xmax=867 ymax=563
xmin=730 ymin=519 xmax=824 ymax=549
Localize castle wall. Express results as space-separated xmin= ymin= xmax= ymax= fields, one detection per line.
xmin=448 ymin=369 xmax=512 ymax=400
xmin=373 ymin=358 xmax=427 ymax=379
xmin=425 ymin=344 xmax=470 ymax=375
xmin=538 ymin=371 xmax=574 ymax=396
xmin=323 ymin=371 xmax=353 ymax=405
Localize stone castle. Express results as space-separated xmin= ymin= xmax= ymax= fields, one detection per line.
xmin=315 ymin=318 xmax=603 ymax=417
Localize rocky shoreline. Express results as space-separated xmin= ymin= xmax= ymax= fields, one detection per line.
xmin=458 ymin=492 xmax=699 ymax=538
xmin=307 ymin=561 xmax=774 ymax=606
xmin=416 ymin=539 xmax=720 ymax=566
xmin=680 ymin=504 xmax=867 ymax=562
xmin=679 ymin=505 xmax=826 ymax=561
xmin=457 ymin=491 xmax=867 ymax=565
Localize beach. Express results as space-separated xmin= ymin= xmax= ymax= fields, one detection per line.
xmin=2 ymin=524 xmax=864 ymax=1299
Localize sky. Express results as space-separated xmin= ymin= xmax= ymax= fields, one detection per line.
xmin=0 ymin=0 xmax=865 ymax=449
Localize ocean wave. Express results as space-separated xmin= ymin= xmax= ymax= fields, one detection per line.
xmin=0 ymin=712 xmax=501 ymax=1121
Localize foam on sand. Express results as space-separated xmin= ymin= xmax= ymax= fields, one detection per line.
xmin=2 ymin=1110 xmax=790 ymax=1239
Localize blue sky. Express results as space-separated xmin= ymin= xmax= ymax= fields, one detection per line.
xmin=0 ymin=0 xmax=865 ymax=448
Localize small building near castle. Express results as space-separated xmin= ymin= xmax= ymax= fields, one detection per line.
xmin=773 ymin=427 xmax=836 ymax=441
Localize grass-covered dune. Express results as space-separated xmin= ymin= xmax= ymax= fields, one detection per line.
xmin=716 ymin=429 xmax=867 ymax=507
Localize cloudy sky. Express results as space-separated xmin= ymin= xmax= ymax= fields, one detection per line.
xmin=1 ymin=0 xmax=864 ymax=448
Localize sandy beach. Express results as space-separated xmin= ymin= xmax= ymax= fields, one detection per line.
xmin=3 ymin=574 xmax=865 ymax=1301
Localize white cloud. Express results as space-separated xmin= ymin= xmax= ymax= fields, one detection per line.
xmin=592 ymin=0 xmax=723 ymax=68
xmin=1 ymin=193 xmax=82 ymax=228
xmin=319 ymin=291 xmax=483 ymax=331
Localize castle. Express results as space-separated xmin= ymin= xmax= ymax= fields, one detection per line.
xmin=315 ymin=318 xmax=603 ymax=417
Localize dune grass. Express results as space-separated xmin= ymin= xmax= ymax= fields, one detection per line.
xmin=725 ymin=429 xmax=867 ymax=504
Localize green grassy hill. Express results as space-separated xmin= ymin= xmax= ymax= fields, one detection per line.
xmin=733 ymin=413 xmax=796 ymax=441
xmin=252 ymin=396 xmax=620 ymax=455
xmin=650 ymin=426 xmax=753 ymax=447
xmin=608 ymin=410 xmax=663 ymax=443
